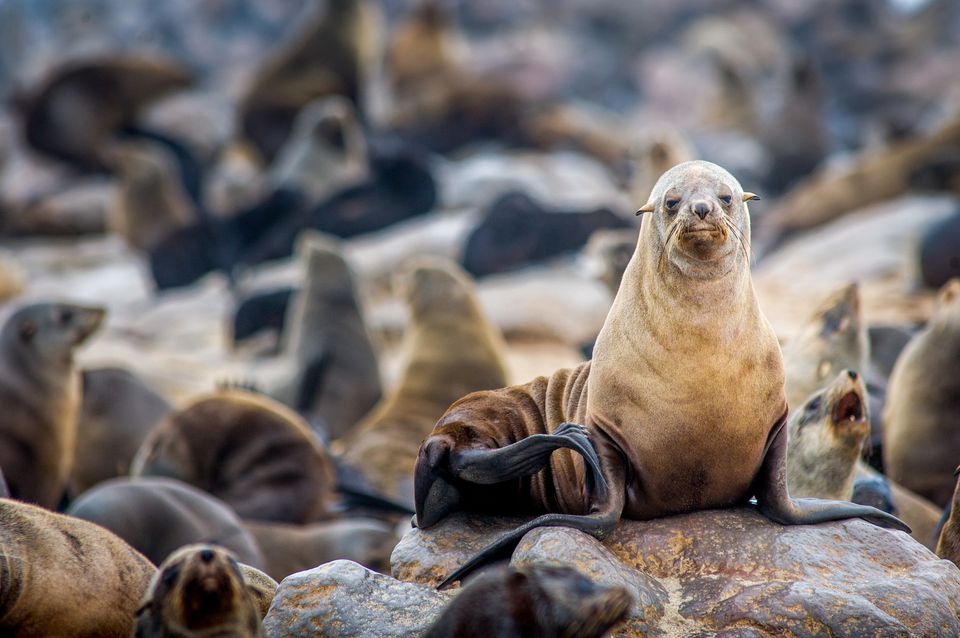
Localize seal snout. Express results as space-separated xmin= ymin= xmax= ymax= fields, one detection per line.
xmin=692 ymin=200 xmax=712 ymax=220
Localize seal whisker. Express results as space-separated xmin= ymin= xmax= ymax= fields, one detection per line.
xmin=724 ymin=218 xmax=752 ymax=265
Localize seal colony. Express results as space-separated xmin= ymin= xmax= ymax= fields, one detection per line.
xmin=414 ymin=161 xmax=909 ymax=587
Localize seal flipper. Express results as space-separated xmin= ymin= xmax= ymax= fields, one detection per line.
xmin=753 ymin=411 xmax=911 ymax=532
xmin=427 ymin=432 xmax=627 ymax=590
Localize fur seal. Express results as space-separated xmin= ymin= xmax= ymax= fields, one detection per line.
xmin=786 ymin=369 xmax=869 ymax=500
xmin=461 ymin=191 xmax=631 ymax=278
xmin=0 ymin=497 xmax=155 ymax=637
xmin=242 ymin=518 xmax=397 ymax=581
xmin=334 ymin=258 xmax=508 ymax=505
xmin=239 ymin=0 xmax=381 ymax=163
xmin=423 ymin=563 xmax=632 ymax=638
xmin=270 ymin=232 xmax=381 ymax=441
xmin=131 ymin=390 xmax=336 ymax=524
xmin=106 ymin=139 xmax=195 ymax=251
xmin=0 ymin=302 xmax=104 ymax=507
xmin=884 ymin=278 xmax=960 ymax=507
xmin=67 ymin=477 xmax=265 ymax=569
xmin=583 ymin=227 xmax=642 ymax=297
xmin=72 ymin=366 xmax=171 ymax=494
xmin=15 ymin=55 xmax=192 ymax=172
xmin=413 ymin=161 xmax=907 ymax=587
xmin=936 ymin=466 xmax=960 ymax=567
xmin=233 ymin=288 xmax=294 ymax=348
xmin=133 ymin=544 xmax=273 ymax=638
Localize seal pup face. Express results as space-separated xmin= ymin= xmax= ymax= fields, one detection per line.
xmin=787 ymin=369 xmax=869 ymax=499
xmin=137 ymin=544 xmax=261 ymax=637
xmin=638 ymin=160 xmax=757 ymax=281
xmin=1 ymin=302 xmax=105 ymax=369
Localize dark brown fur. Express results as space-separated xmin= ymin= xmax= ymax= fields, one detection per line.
xmin=131 ymin=390 xmax=336 ymax=523
xmin=936 ymin=467 xmax=960 ymax=567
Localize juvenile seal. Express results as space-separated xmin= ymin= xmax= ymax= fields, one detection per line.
xmin=786 ymin=369 xmax=869 ymax=500
xmin=414 ymin=161 xmax=907 ymax=587
xmin=131 ymin=390 xmax=336 ymax=523
xmin=67 ymin=477 xmax=265 ymax=569
xmin=423 ymin=563 xmax=632 ymax=638
xmin=0 ymin=302 xmax=104 ymax=507
xmin=133 ymin=544 xmax=272 ymax=638
xmin=72 ymin=366 xmax=171 ymax=494
xmin=334 ymin=258 xmax=508 ymax=505
xmin=936 ymin=466 xmax=960 ymax=567
xmin=0 ymin=498 xmax=156 ymax=637
xmin=884 ymin=277 xmax=960 ymax=507
xmin=270 ymin=232 xmax=382 ymax=441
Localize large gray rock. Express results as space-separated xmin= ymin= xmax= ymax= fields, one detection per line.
xmin=392 ymin=509 xmax=960 ymax=637
xmin=263 ymin=560 xmax=452 ymax=638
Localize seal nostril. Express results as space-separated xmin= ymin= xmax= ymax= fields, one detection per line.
xmin=200 ymin=549 xmax=214 ymax=563
xmin=847 ymin=370 xmax=858 ymax=381
xmin=693 ymin=202 xmax=710 ymax=219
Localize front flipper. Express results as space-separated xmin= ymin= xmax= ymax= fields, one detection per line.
xmin=754 ymin=411 xmax=911 ymax=532
xmin=435 ymin=435 xmax=627 ymax=590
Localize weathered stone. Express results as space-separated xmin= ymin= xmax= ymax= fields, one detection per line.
xmin=263 ymin=560 xmax=453 ymax=638
xmin=394 ymin=509 xmax=960 ymax=638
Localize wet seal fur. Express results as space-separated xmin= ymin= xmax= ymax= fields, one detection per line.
xmin=0 ymin=498 xmax=156 ymax=637
xmin=131 ymin=390 xmax=336 ymax=523
xmin=334 ymin=258 xmax=508 ymax=506
xmin=133 ymin=544 xmax=275 ymax=638
xmin=423 ymin=563 xmax=632 ymax=638
xmin=413 ymin=160 xmax=908 ymax=588
xmin=0 ymin=302 xmax=104 ymax=507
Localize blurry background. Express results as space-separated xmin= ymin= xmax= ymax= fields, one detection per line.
xmin=0 ymin=0 xmax=958 ymax=401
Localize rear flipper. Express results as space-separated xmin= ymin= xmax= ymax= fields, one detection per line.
xmin=414 ymin=425 xmax=627 ymax=590
xmin=754 ymin=412 xmax=911 ymax=532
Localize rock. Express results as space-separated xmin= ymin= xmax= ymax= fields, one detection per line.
xmin=393 ymin=509 xmax=960 ymax=637
xmin=263 ymin=560 xmax=452 ymax=638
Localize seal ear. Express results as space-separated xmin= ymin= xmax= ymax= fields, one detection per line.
xmin=742 ymin=192 xmax=761 ymax=202
xmin=635 ymin=202 xmax=655 ymax=216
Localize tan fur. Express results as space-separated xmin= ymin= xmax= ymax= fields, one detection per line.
xmin=427 ymin=161 xmax=786 ymax=519
xmin=106 ymin=139 xmax=195 ymax=251
xmin=937 ymin=468 xmax=960 ymax=566
xmin=0 ymin=251 xmax=24 ymax=303
xmin=242 ymin=518 xmax=397 ymax=581
xmin=782 ymin=283 xmax=868 ymax=412
xmin=884 ymin=278 xmax=960 ymax=507
xmin=334 ymin=259 xmax=508 ymax=504
xmin=0 ymin=303 xmax=104 ymax=507
xmin=131 ymin=390 xmax=336 ymax=523
xmin=787 ymin=370 xmax=869 ymax=500
xmin=134 ymin=544 xmax=270 ymax=637
xmin=0 ymin=498 xmax=155 ymax=637
xmin=628 ymin=127 xmax=696 ymax=206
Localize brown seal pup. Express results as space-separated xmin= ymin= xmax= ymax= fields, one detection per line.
xmin=242 ymin=518 xmax=397 ymax=580
xmin=0 ymin=497 xmax=156 ymax=637
xmin=334 ymin=258 xmax=508 ymax=505
xmin=131 ymin=390 xmax=336 ymax=524
xmin=936 ymin=466 xmax=960 ymax=567
xmin=414 ymin=160 xmax=907 ymax=587
xmin=0 ymin=302 xmax=104 ymax=507
xmin=15 ymin=55 xmax=192 ymax=172
xmin=66 ymin=477 xmax=265 ymax=569
xmin=72 ymin=366 xmax=171 ymax=494
xmin=884 ymin=278 xmax=960 ymax=507
xmin=782 ymin=282 xmax=868 ymax=412
xmin=105 ymin=139 xmax=195 ymax=251
xmin=786 ymin=369 xmax=869 ymax=500
xmin=270 ymin=231 xmax=382 ymax=441
xmin=423 ymin=563 xmax=632 ymax=638
xmin=133 ymin=544 xmax=273 ymax=638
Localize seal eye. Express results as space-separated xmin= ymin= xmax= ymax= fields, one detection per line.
xmin=719 ymin=194 xmax=732 ymax=206
xmin=804 ymin=395 xmax=822 ymax=416
xmin=665 ymin=198 xmax=680 ymax=212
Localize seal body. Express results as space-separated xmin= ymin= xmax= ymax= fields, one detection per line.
xmin=0 ymin=302 xmax=104 ymax=507
xmin=423 ymin=564 xmax=632 ymax=638
xmin=0 ymin=498 xmax=155 ymax=637
xmin=131 ymin=390 xmax=336 ymax=523
xmin=335 ymin=258 xmax=508 ymax=504
xmin=884 ymin=278 xmax=960 ymax=507
xmin=133 ymin=544 xmax=268 ymax=638
xmin=936 ymin=468 xmax=960 ymax=567
xmin=67 ymin=477 xmax=265 ymax=569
